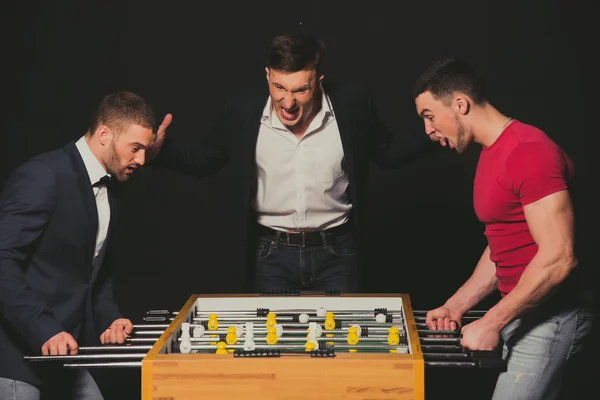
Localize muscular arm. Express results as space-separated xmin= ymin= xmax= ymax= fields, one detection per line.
xmin=445 ymin=246 xmax=499 ymax=315
xmin=481 ymin=190 xmax=576 ymax=330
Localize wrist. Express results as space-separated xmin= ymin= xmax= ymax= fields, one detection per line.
xmin=443 ymin=298 xmax=469 ymax=318
xmin=479 ymin=307 xmax=507 ymax=332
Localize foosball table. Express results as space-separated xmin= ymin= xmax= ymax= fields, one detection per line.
xmin=25 ymin=293 xmax=505 ymax=399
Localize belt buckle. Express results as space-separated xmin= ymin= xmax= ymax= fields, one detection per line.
xmin=285 ymin=232 xmax=306 ymax=247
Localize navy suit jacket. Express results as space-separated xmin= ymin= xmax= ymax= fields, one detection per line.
xmin=0 ymin=141 xmax=123 ymax=386
xmin=153 ymin=82 xmax=435 ymax=290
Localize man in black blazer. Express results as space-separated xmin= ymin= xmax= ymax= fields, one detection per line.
xmin=0 ymin=91 xmax=157 ymax=399
xmin=149 ymin=33 xmax=442 ymax=294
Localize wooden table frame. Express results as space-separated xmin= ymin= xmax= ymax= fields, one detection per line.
xmin=142 ymin=293 xmax=424 ymax=400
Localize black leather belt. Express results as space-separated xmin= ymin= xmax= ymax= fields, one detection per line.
xmin=258 ymin=222 xmax=353 ymax=247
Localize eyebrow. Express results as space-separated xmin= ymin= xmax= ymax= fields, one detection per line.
xmin=419 ymin=108 xmax=432 ymax=118
xmin=292 ymin=85 xmax=310 ymax=92
xmin=131 ymin=142 xmax=146 ymax=148
xmin=272 ymin=82 xmax=311 ymax=92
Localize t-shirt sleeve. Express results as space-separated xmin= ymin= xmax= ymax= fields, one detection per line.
xmin=505 ymin=141 xmax=570 ymax=206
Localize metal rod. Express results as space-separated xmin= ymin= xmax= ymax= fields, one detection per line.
xmin=193 ymin=316 xmax=402 ymax=323
xmin=418 ymin=337 xmax=461 ymax=344
xmin=186 ymin=343 xmax=408 ymax=352
xmin=423 ymin=353 xmax=470 ymax=360
xmin=142 ymin=317 xmax=168 ymax=322
xmin=79 ymin=346 xmax=153 ymax=352
xmin=417 ymin=330 xmax=458 ymax=335
xmin=127 ymin=338 xmax=159 ymax=343
xmin=24 ymin=354 xmax=145 ymax=362
xmin=133 ymin=324 xmax=170 ymax=329
xmin=63 ymin=362 xmax=142 ymax=368
xmin=146 ymin=310 xmax=171 ymax=315
xmin=425 ymin=361 xmax=479 ymax=367
xmin=413 ymin=315 xmax=481 ymax=322
xmin=413 ymin=310 xmax=487 ymax=316
xmin=194 ymin=309 xmax=403 ymax=315
xmin=420 ymin=345 xmax=462 ymax=352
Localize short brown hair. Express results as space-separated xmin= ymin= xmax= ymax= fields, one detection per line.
xmin=413 ymin=57 xmax=486 ymax=105
xmin=268 ymin=33 xmax=326 ymax=73
xmin=89 ymin=91 xmax=156 ymax=135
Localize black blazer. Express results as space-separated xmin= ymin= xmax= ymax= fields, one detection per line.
xmin=154 ymin=82 xmax=434 ymax=290
xmin=0 ymin=141 xmax=123 ymax=386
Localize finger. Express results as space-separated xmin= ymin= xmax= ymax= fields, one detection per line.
xmin=115 ymin=328 xmax=125 ymax=343
xmin=109 ymin=328 xmax=118 ymax=344
xmin=49 ymin=343 xmax=58 ymax=356
xmin=425 ymin=313 xmax=435 ymax=330
xmin=450 ymin=319 xmax=461 ymax=332
xmin=68 ymin=338 xmax=79 ymax=355
xmin=436 ymin=318 xmax=444 ymax=330
xmin=125 ymin=320 xmax=133 ymax=335
xmin=100 ymin=329 xmax=109 ymax=344
xmin=41 ymin=344 xmax=49 ymax=356
xmin=58 ymin=341 xmax=68 ymax=356
xmin=157 ymin=114 xmax=172 ymax=135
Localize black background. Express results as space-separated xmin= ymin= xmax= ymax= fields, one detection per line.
xmin=3 ymin=0 xmax=595 ymax=398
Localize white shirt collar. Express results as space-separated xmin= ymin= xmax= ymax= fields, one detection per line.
xmin=261 ymin=86 xmax=334 ymax=129
xmin=75 ymin=135 xmax=110 ymax=186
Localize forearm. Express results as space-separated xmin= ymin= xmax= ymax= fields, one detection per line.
xmin=483 ymin=250 xmax=575 ymax=330
xmin=445 ymin=246 xmax=498 ymax=316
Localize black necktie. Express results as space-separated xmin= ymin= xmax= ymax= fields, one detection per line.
xmin=93 ymin=175 xmax=111 ymax=187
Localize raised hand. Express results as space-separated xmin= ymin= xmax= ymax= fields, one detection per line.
xmin=147 ymin=113 xmax=173 ymax=161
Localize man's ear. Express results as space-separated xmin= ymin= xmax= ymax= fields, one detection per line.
xmin=454 ymin=95 xmax=470 ymax=115
xmin=97 ymin=125 xmax=112 ymax=145
xmin=265 ymin=67 xmax=270 ymax=83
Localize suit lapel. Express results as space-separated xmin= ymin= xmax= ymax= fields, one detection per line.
xmin=244 ymin=90 xmax=269 ymax=204
xmin=326 ymin=84 xmax=356 ymax=192
xmin=65 ymin=142 xmax=98 ymax=267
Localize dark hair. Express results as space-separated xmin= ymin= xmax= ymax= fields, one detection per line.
xmin=268 ymin=33 xmax=326 ymax=73
xmin=412 ymin=57 xmax=486 ymax=105
xmin=89 ymin=91 xmax=156 ymax=135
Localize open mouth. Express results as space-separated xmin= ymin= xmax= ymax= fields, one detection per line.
xmin=280 ymin=106 xmax=299 ymax=121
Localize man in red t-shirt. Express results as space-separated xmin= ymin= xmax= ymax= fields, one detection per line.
xmin=413 ymin=57 xmax=593 ymax=400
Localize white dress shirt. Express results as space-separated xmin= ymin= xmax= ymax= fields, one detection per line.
xmin=75 ymin=136 xmax=111 ymax=258
xmin=253 ymin=89 xmax=352 ymax=232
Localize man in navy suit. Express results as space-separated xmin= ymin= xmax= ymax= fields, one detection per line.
xmin=0 ymin=91 xmax=158 ymax=399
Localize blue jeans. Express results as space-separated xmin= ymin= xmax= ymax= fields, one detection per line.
xmin=492 ymin=291 xmax=594 ymax=400
xmin=254 ymin=229 xmax=359 ymax=293
xmin=0 ymin=370 xmax=103 ymax=400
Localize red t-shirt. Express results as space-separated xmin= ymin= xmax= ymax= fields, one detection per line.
xmin=473 ymin=120 xmax=574 ymax=296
